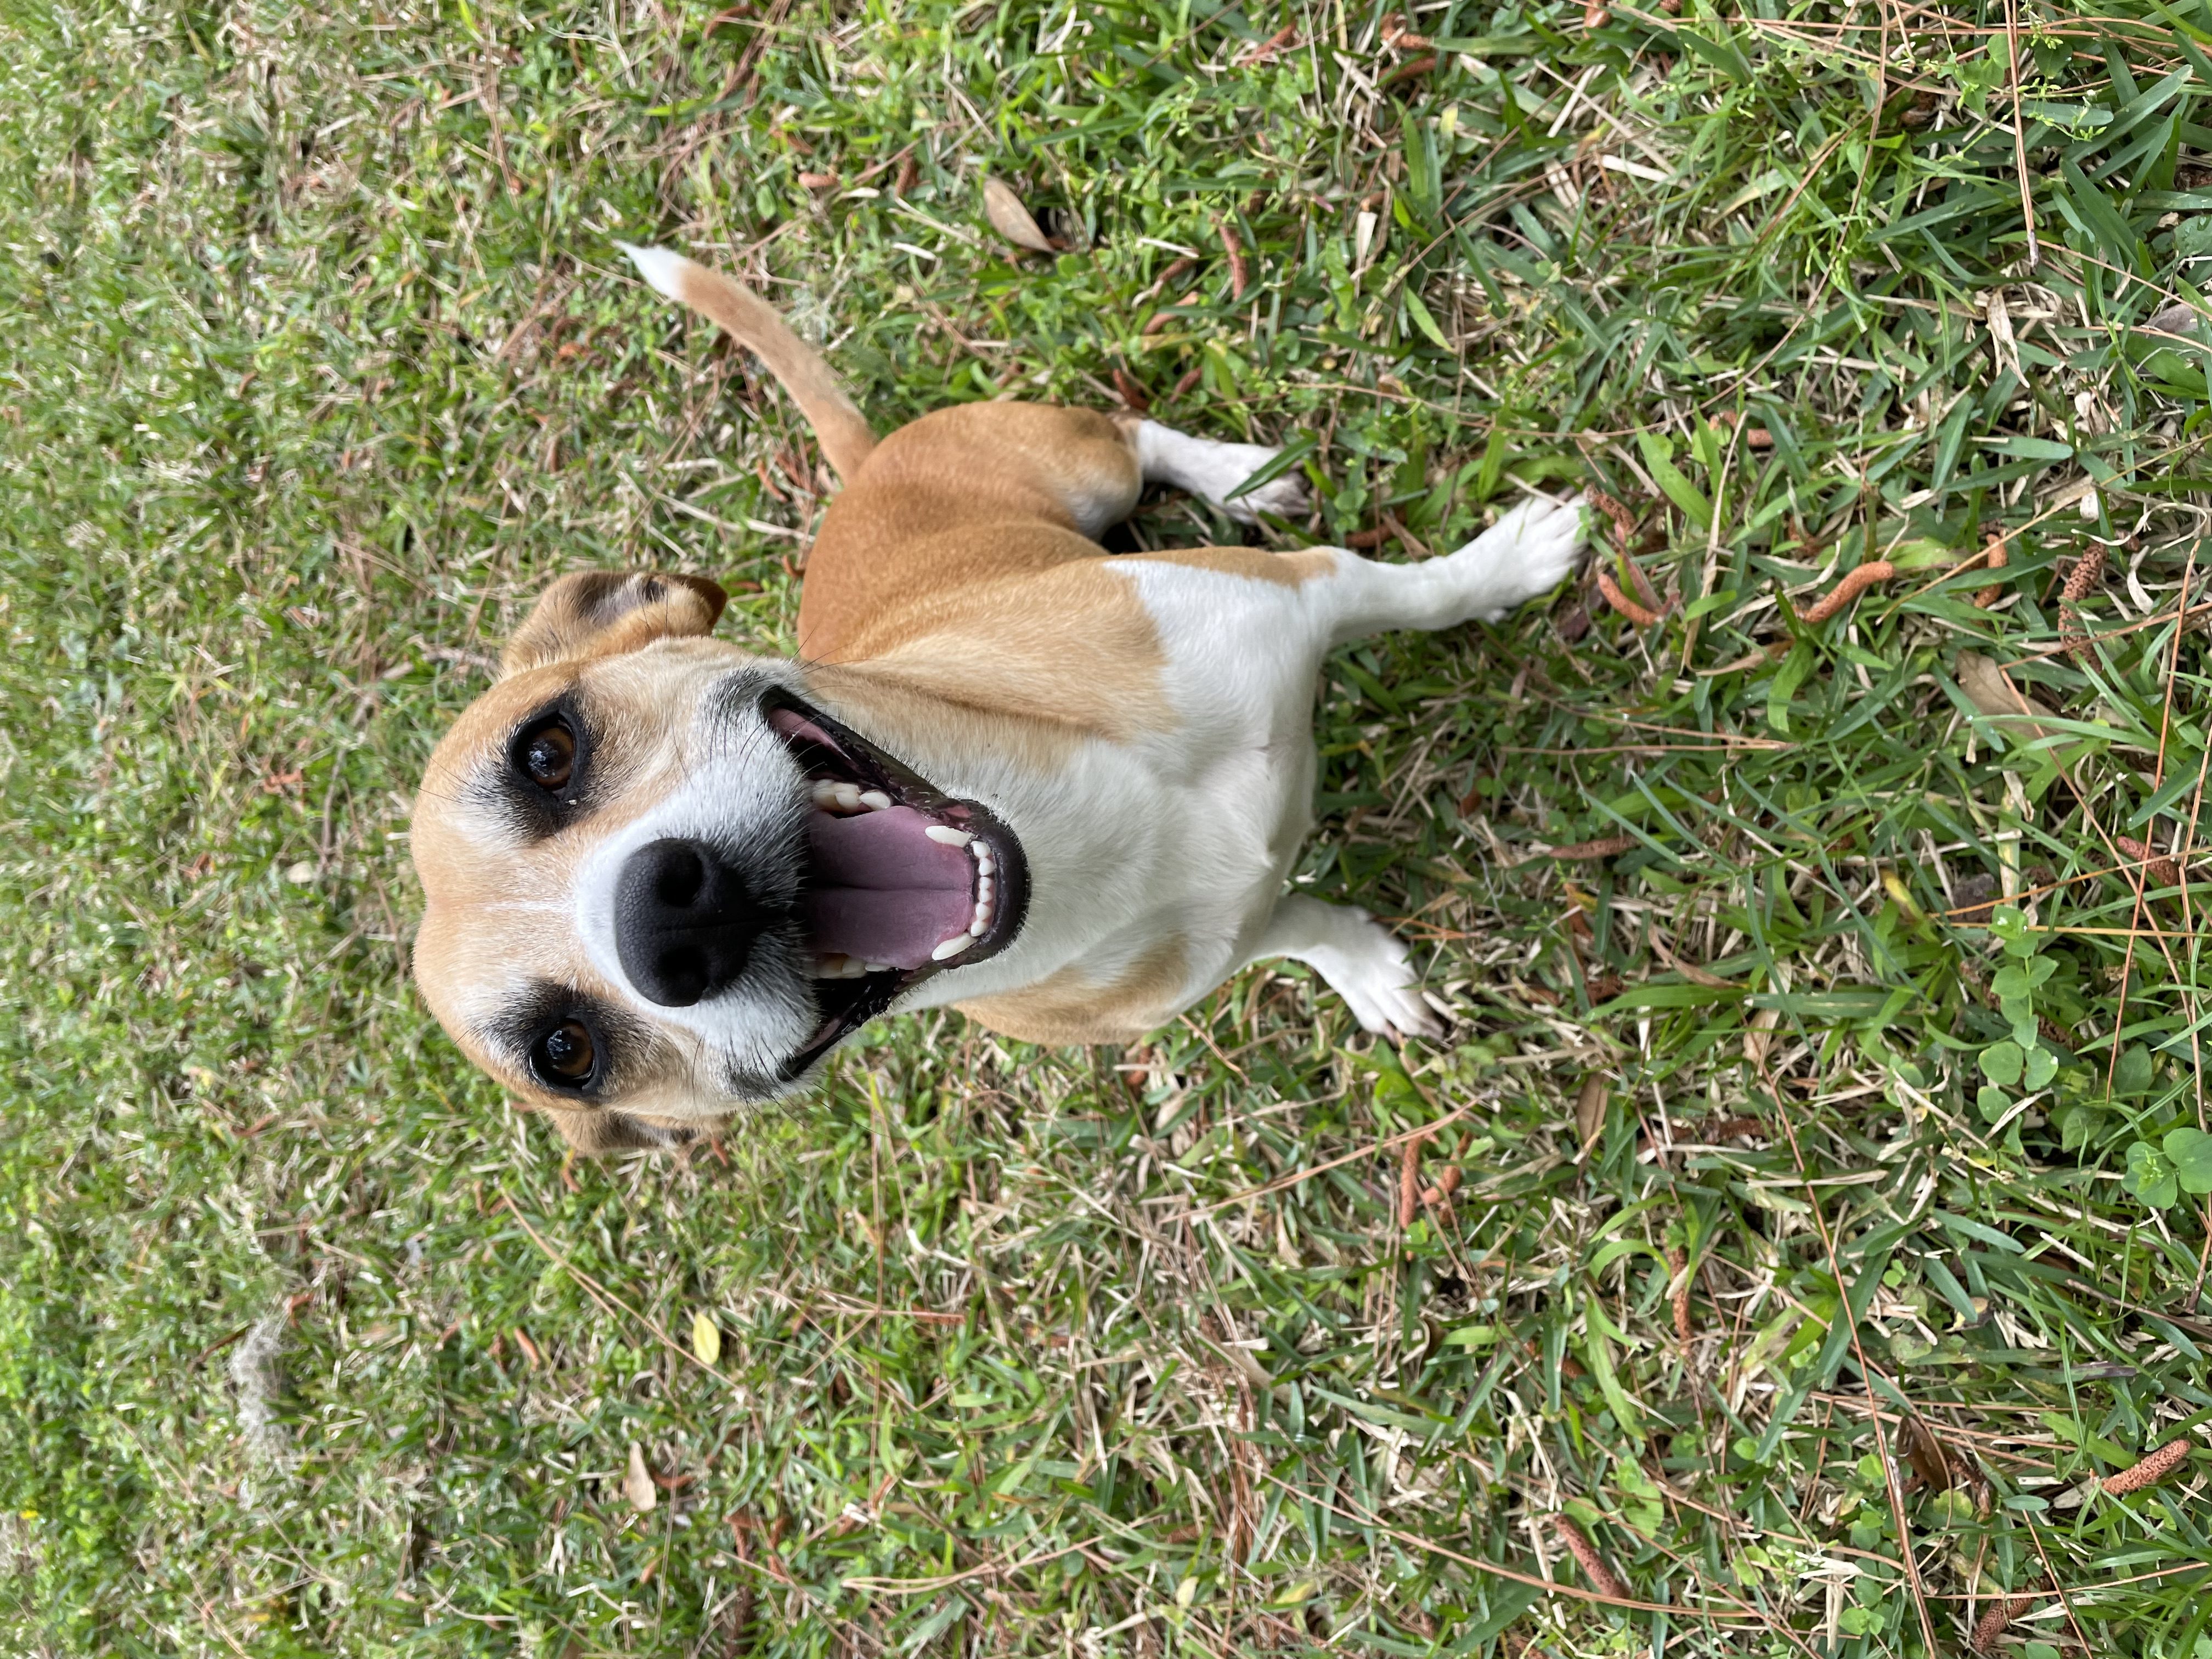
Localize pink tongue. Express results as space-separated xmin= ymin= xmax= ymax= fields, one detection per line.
xmin=804 ymin=808 xmax=975 ymax=969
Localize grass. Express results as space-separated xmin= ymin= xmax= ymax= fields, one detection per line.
xmin=4 ymin=0 xmax=2212 ymax=1651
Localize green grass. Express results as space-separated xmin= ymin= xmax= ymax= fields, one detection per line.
xmin=5 ymin=0 xmax=2212 ymax=1651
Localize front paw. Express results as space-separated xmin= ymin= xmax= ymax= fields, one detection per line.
xmin=1464 ymin=493 xmax=1588 ymax=620
xmin=1315 ymin=911 xmax=1445 ymax=1043
xmin=1204 ymin=442 xmax=1310 ymax=523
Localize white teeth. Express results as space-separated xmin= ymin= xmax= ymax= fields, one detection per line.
xmin=810 ymin=780 xmax=843 ymax=808
xmin=975 ymin=849 xmax=995 ymax=875
xmin=835 ymin=783 xmax=863 ymax=812
xmin=925 ymin=826 xmax=973 ymax=847
xmin=931 ymin=934 xmax=973 ymax=961
xmin=864 ymin=962 xmax=891 ymax=974
xmin=814 ymin=952 xmax=865 ymax=979
xmin=976 ymin=876 xmax=994 ymax=901
xmin=859 ymin=790 xmax=893 ymax=812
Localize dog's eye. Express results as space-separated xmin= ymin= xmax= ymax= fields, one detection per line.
xmin=521 ymin=720 xmax=577 ymax=789
xmin=534 ymin=1019 xmax=597 ymax=1085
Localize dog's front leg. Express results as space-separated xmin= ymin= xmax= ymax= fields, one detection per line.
xmin=1125 ymin=419 xmax=1311 ymax=523
xmin=1243 ymin=894 xmax=1442 ymax=1041
xmin=1317 ymin=493 xmax=1587 ymax=643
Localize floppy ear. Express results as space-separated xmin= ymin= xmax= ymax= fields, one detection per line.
xmin=500 ymin=571 xmax=728 ymax=678
xmin=537 ymin=1103 xmax=707 ymax=1156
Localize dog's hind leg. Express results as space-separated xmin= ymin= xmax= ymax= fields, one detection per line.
xmin=1121 ymin=418 xmax=1310 ymax=524
xmin=1243 ymin=894 xmax=1442 ymax=1041
xmin=798 ymin=403 xmax=1152 ymax=659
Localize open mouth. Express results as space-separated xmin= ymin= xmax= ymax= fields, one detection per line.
xmin=763 ymin=690 xmax=1029 ymax=1076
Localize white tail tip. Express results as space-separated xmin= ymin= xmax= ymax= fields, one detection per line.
xmin=614 ymin=241 xmax=690 ymax=301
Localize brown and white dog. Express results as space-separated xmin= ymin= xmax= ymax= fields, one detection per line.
xmin=409 ymin=246 xmax=1585 ymax=1152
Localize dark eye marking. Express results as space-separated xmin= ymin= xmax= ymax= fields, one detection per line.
xmin=500 ymin=697 xmax=595 ymax=834
xmin=487 ymin=985 xmax=634 ymax=1100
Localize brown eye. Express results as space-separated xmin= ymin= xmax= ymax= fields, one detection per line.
xmin=522 ymin=720 xmax=577 ymax=789
xmin=535 ymin=1019 xmax=596 ymax=1085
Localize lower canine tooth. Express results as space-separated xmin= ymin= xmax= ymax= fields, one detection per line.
xmin=930 ymin=934 xmax=973 ymax=961
xmin=859 ymin=790 xmax=893 ymax=811
xmin=925 ymin=826 xmax=973 ymax=847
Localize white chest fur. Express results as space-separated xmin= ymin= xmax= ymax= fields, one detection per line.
xmin=894 ymin=557 xmax=1330 ymax=1016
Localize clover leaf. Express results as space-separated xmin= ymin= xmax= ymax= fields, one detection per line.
xmin=2125 ymin=1141 xmax=2180 ymax=1210
xmin=2164 ymin=1127 xmax=2212 ymax=1196
xmin=1980 ymin=1041 xmax=2024 ymax=1087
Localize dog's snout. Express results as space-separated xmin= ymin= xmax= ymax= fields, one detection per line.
xmin=615 ymin=838 xmax=760 ymax=1007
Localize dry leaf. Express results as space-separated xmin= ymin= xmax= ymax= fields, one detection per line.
xmin=1900 ymin=1417 xmax=1954 ymax=1492
xmin=2145 ymin=299 xmax=2202 ymax=337
xmin=625 ymin=1442 xmax=657 ymax=1513
xmin=1956 ymin=651 xmax=2062 ymax=747
xmin=692 ymin=1309 xmax=721 ymax=1367
xmin=1574 ymin=1074 xmax=1607 ymax=1146
xmin=1743 ymin=1006 xmax=1780 ymax=1067
xmin=980 ymin=177 xmax=1056 ymax=255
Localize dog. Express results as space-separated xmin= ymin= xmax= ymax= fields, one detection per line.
xmin=409 ymin=245 xmax=1585 ymax=1152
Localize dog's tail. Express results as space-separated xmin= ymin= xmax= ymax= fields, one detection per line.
xmin=616 ymin=242 xmax=877 ymax=484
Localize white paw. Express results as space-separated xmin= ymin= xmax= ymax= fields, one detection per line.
xmin=1209 ymin=444 xmax=1311 ymax=523
xmin=1305 ymin=909 xmax=1445 ymax=1043
xmin=1459 ymin=493 xmax=1588 ymax=620
xmin=1136 ymin=422 xmax=1311 ymax=523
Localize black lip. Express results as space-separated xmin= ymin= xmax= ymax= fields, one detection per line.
xmin=760 ymin=689 xmax=1030 ymax=1080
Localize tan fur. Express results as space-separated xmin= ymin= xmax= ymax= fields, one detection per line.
xmin=658 ymin=256 xmax=877 ymax=482
xmin=957 ymin=938 xmax=1189 ymax=1045
xmin=500 ymin=571 xmax=727 ymax=676
xmin=414 ymin=249 xmax=1341 ymax=1155
xmin=800 ymin=403 xmax=1144 ymax=661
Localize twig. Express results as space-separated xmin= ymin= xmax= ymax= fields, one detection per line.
xmin=1758 ymin=1061 xmax=1944 ymax=1654
xmin=498 ymin=1197 xmax=733 ymax=1389
xmin=1170 ymin=1108 xmax=1471 ymax=1221
xmin=2004 ymin=0 xmax=2040 ymax=266
xmin=844 ymin=1536 xmax=1103 ymax=1593
xmin=1249 ymin=1470 xmax=1767 ymax=1622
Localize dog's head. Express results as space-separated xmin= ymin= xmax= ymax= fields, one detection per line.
xmin=410 ymin=571 xmax=1029 ymax=1151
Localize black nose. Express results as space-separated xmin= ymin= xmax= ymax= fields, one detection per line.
xmin=614 ymin=838 xmax=760 ymax=1007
